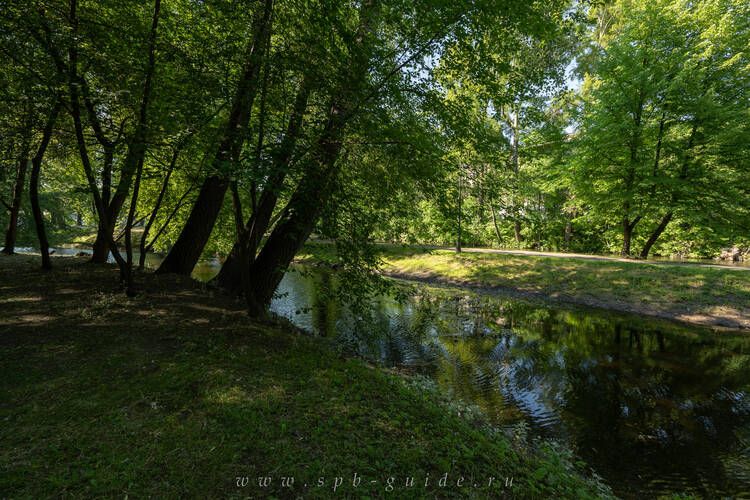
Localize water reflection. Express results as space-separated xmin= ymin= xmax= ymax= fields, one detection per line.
xmin=271 ymin=267 xmax=750 ymax=499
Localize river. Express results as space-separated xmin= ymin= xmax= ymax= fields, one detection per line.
xmin=18 ymin=247 xmax=750 ymax=498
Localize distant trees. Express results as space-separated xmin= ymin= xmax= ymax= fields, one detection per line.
xmin=373 ymin=0 xmax=749 ymax=258
xmin=571 ymin=0 xmax=750 ymax=256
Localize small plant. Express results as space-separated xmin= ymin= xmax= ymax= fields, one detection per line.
xmin=79 ymin=292 xmax=120 ymax=320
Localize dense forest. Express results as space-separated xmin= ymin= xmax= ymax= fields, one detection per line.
xmin=1 ymin=0 xmax=749 ymax=312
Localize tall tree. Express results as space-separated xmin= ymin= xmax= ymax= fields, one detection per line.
xmin=156 ymin=0 xmax=274 ymax=275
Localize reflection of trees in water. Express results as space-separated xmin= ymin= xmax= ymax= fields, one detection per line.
xmin=280 ymin=269 xmax=750 ymax=496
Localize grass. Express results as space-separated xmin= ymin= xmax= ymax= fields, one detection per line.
xmin=9 ymin=225 xmax=144 ymax=250
xmin=0 ymin=254 xmax=611 ymax=498
xmin=298 ymin=242 xmax=750 ymax=329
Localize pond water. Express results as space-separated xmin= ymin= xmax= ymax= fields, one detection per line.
xmin=270 ymin=268 xmax=750 ymax=499
xmin=18 ymin=247 xmax=750 ymax=497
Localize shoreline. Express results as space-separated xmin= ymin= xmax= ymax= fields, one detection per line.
xmin=298 ymin=243 xmax=750 ymax=331
xmin=381 ymin=269 xmax=748 ymax=331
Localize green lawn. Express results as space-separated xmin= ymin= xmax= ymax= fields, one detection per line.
xmin=299 ymin=242 xmax=750 ymax=329
xmin=0 ymin=254 xmax=610 ymax=498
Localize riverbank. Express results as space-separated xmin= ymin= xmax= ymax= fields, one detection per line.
xmin=298 ymin=242 xmax=750 ymax=330
xmin=0 ymin=254 xmax=610 ymax=498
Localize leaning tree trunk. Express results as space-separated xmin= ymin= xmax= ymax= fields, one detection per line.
xmin=640 ymin=212 xmax=673 ymax=258
xmin=156 ymin=0 xmax=273 ymax=276
xmin=124 ymin=0 xmax=162 ymax=295
xmin=213 ymin=77 xmax=311 ymax=292
xmin=242 ymin=0 xmax=377 ymax=316
xmin=3 ymin=136 xmax=31 ymax=254
xmin=638 ymin=123 xmax=697 ymax=259
xmin=29 ymin=101 xmax=61 ymax=270
xmin=139 ymin=147 xmax=178 ymax=269
xmin=246 ymin=136 xmax=345 ymax=315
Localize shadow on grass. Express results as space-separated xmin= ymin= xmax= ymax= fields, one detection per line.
xmin=0 ymin=254 xmax=609 ymax=499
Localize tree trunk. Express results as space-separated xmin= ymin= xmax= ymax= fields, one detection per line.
xmin=91 ymin=229 xmax=112 ymax=262
xmin=640 ymin=212 xmax=673 ymax=258
xmin=213 ymin=77 xmax=311 ymax=292
xmin=511 ymin=107 xmax=522 ymax=245
xmin=30 ymin=102 xmax=61 ymax=270
xmin=638 ymin=124 xmax=697 ymax=259
xmin=76 ymin=213 xmax=83 ymax=226
xmin=156 ymin=0 xmax=273 ymax=276
xmin=139 ymin=147 xmax=178 ymax=270
xmin=491 ymin=205 xmax=502 ymax=247
xmin=621 ymin=213 xmax=642 ymax=257
xmin=242 ymin=0 xmax=377 ymax=315
xmin=456 ymin=162 xmax=462 ymax=253
xmin=91 ymin=146 xmax=116 ymax=263
xmin=124 ymin=0 xmax=162 ymax=295
xmin=3 ymin=134 xmax=32 ymax=254
xmin=246 ymin=137 xmax=344 ymax=315
xmin=621 ymin=217 xmax=633 ymax=256
xmin=68 ymin=0 xmax=129 ymax=279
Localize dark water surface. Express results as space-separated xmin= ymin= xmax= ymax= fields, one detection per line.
xmin=20 ymin=248 xmax=750 ymax=498
xmin=269 ymin=268 xmax=750 ymax=499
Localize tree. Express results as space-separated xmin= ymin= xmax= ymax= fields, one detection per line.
xmin=572 ymin=0 xmax=750 ymax=257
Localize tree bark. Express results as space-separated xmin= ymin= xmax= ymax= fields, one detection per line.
xmin=242 ymin=0 xmax=377 ymax=316
xmin=124 ymin=0 xmax=162 ymax=295
xmin=156 ymin=0 xmax=273 ymax=276
xmin=139 ymin=147 xmax=178 ymax=269
xmin=639 ymin=212 xmax=672 ymax=258
xmin=3 ymin=126 xmax=32 ymax=254
xmin=213 ymin=77 xmax=311 ymax=292
xmin=30 ymin=101 xmax=61 ymax=270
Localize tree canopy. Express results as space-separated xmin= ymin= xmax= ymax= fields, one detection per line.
xmin=1 ymin=0 xmax=748 ymax=314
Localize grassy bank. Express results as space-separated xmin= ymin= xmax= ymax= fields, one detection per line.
xmin=298 ymin=242 xmax=750 ymax=330
xmin=0 ymin=254 xmax=610 ymax=498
